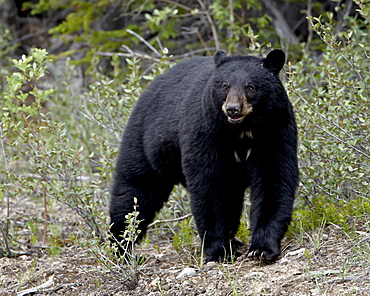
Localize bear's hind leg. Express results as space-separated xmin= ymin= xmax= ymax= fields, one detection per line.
xmin=109 ymin=173 xmax=174 ymax=251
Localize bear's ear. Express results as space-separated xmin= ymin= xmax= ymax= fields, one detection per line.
xmin=263 ymin=49 xmax=286 ymax=74
xmin=214 ymin=50 xmax=228 ymax=67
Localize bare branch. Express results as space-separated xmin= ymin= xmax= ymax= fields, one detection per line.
xmin=305 ymin=0 xmax=313 ymax=52
xmin=97 ymin=49 xmax=161 ymax=62
xmin=126 ymin=29 xmax=162 ymax=57
xmin=197 ymin=0 xmax=220 ymax=50
xmin=263 ymin=0 xmax=300 ymax=45
xmin=334 ymin=0 xmax=353 ymax=35
xmin=148 ymin=213 xmax=192 ymax=228
xmin=97 ymin=47 xmax=218 ymax=61
xmin=159 ymin=0 xmax=193 ymax=11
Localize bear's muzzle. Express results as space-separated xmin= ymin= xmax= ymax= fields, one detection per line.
xmin=222 ymin=91 xmax=253 ymax=123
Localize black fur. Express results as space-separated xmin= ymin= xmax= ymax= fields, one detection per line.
xmin=110 ymin=50 xmax=299 ymax=263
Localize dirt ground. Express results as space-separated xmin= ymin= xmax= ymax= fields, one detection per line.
xmin=1 ymin=223 xmax=370 ymax=296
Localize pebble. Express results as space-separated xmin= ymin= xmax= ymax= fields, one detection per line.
xmin=176 ymin=267 xmax=197 ymax=279
xmin=206 ymin=261 xmax=217 ymax=267
xmin=150 ymin=277 xmax=160 ymax=286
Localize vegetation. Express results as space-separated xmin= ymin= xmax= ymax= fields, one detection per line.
xmin=0 ymin=0 xmax=369 ymax=294
xmin=288 ymin=4 xmax=370 ymax=231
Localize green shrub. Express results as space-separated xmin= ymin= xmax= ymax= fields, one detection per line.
xmin=0 ymin=49 xmax=106 ymax=255
xmin=287 ymin=3 xmax=370 ymax=231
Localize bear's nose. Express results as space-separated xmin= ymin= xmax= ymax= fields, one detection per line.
xmin=226 ymin=104 xmax=241 ymax=118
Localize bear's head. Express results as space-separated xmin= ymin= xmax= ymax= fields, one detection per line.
xmin=212 ymin=49 xmax=286 ymax=124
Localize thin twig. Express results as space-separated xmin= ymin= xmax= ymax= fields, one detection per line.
xmin=196 ymin=31 xmax=211 ymax=54
xmin=148 ymin=213 xmax=192 ymax=228
xmin=0 ymin=124 xmax=12 ymax=257
xmin=263 ymin=0 xmax=299 ymax=45
xmin=0 ymin=227 xmax=12 ymax=257
xmin=334 ymin=0 xmax=353 ymax=35
xmin=97 ymin=50 xmax=161 ymax=62
xmin=227 ymin=0 xmax=234 ymax=54
xmin=126 ymin=29 xmax=162 ymax=57
xmin=11 ymin=237 xmax=49 ymax=249
xmin=8 ymin=28 xmax=49 ymax=47
xmin=97 ymin=47 xmax=218 ymax=61
xmin=197 ymin=0 xmax=220 ymax=49
xmin=174 ymin=47 xmax=218 ymax=59
xmin=159 ymin=0 xmax=193 ymax=11
xmin=305 ymin=0 xmax=313 ymax=52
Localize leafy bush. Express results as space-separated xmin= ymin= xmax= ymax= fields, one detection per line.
xmin=0 ymin=43 xmax=172 ymax=260
xmin=0 ymin=49 xmax=105 ymax=256
xmin=288 ymin=2 xmax=370 ymax=231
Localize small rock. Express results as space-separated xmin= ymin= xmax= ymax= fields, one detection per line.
xmin=207 ymin=282 xmax=216 ymax=290
xmin=154 ymin=254 xmax=164 ymax=260
xmin=150 ymin=277 xmax=160 ymax=286
xmin=201 ymin=261 xmax=218 ymax=272
xmin=311 ymin=288 xmax=320 ymax=296
xmin=155 ymin=254 xmax=165 ymax=261
xmin=244 ymin=271 xmax=264 ymax=279
xmin=176 ymin=267 xmax=197 ymax=279
xmin=206 ymin=261 xmax=217 ymax=267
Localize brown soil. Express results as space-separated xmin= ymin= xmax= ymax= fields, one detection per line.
xmin=1 ymin=224 xmax=370 ymax=296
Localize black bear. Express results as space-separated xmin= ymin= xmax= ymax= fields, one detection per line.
xmin=110 ymin=49 xmax=299 ymax=263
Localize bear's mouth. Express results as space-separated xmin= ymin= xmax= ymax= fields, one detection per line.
xmin=222 ymin=102 xmax=253 ymax=124
xmin=227 ymin=116 xmax=245 ymax=124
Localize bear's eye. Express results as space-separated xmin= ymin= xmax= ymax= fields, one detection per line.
xmin=221 ymin=82 xmax=230 ymax=90
xmin=246 ymin=84 xmax=255 ymax=92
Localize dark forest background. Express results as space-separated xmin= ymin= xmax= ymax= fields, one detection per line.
xmin=0 ymin=2 xmax=369 ymax=290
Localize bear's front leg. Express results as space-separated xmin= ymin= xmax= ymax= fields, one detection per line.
xmin=187 ymin=165 xmax=245 ymax=262
xmin=188 ymin=178 xmax=246 ymax=263
xmin=180 ymin=132 xmax=247 ymax=263
xmin=247 ymin=127 xmax=299 ymax=262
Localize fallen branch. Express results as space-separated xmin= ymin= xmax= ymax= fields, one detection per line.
xmin=17 ymin=275 xmax=54 ymax=296
xmin=148 ymin=214 xmax=192 ymax=228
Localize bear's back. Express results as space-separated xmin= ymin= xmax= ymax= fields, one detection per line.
xmin=139 ymin=56 xmax=214 ymax=107
xmin=128 ymin=56 xmax=216 ymax=128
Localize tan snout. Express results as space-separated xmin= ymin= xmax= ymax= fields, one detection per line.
xmin=222 ymin=90 xmax=253 ymax=124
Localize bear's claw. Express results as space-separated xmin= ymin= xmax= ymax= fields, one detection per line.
xmin=247 ymin=249 xmax=279 ymax=262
